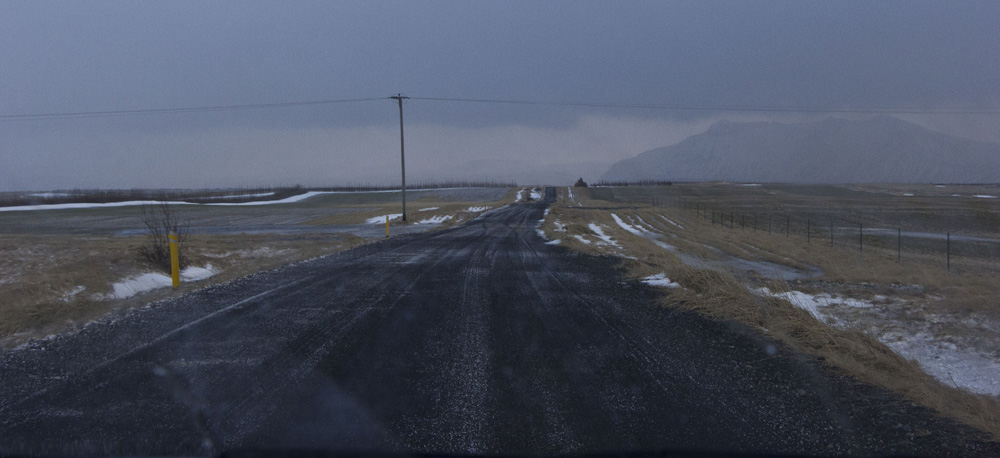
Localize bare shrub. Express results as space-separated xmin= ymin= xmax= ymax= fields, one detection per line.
xmin=138 ymin=203 xmax=187 ymax=272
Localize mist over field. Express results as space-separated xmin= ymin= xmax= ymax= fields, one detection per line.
xmin=602 ymin=116 xmax=1000 ymax=184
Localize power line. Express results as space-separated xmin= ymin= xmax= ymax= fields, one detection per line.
xmin=2 ymin=95 xmax=999 ymax=121
xmin=408 ymin=96 xmax=1000 ymax=115
xmin=0 ymin=97 xmax=384 ymax=121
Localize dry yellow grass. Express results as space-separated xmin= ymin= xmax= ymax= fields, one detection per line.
xmin=1 ymin=189 xmax=520 ymax=348
xmin=541 ymin=185 xmax=1000 ymax=441
xmin=0 ymin=232 xmax=363 ymax=347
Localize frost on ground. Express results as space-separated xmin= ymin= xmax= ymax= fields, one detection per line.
xmin=366 ymin=213 xmax=403 ymax=224
xmin=642 ymin=273 xmax=681 ymax=288
xmin=755 ymin=287 xmax=1000 ymax=397
xmin=101 ymin=265 xmax=218 ymax=300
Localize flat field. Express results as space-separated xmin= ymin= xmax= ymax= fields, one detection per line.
xmin=0 ymin=187 xmax=515 ymax=346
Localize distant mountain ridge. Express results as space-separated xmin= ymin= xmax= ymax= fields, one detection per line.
xmin=600 ymin=117 xmax=1000 ymax=183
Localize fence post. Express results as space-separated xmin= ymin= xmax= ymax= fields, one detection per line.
xmin=169 ymin=231 xmax=180 ymax=288
xmin=712 ymin=209 xmax=715 ymax=224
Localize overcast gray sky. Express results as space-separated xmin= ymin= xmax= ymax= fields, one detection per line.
xmin=2 ymin=0 xmax=998 ymax=190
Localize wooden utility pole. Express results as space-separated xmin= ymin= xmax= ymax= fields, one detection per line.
xmin=390 ymin=94 xmax=409 ymax=221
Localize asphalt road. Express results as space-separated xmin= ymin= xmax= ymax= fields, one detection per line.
xmin=1 ymin=187 xmax=996 ymax=456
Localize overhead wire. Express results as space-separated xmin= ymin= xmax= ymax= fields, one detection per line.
xmin=407 ymin=96 xmax=1000 ymax=115
xmin=1 ymin=95 xmax=999 ymax=121
xmin=0 ymin=97 xmax=385 ymax=121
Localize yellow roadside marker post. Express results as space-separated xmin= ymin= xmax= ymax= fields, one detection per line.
xmin=169 ymin=231 xmax=180 ymax=287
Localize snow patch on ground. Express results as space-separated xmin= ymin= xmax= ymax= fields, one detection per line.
xmin=652 ymin=240 xmax=678 ymax=252
xmin=418 ymin=207 xmax=440 ymax=212
xmin=466 ymin=206 xmax=490 ymax=212
xmin=28 ymin=192 xmax=73 ymax=198
xmin=642 ymin=273 xmax=681 ymax=288
xmin=611 ymin=213 xmax=647 ymax=235
xmin=214 ymin=191 xmax=332 ymax=206
xmin=567 ymin=187 xmax=574 ymax=202
xmin=902 ymin=193 xmax=914 ymax=197
xmin=545 ymin=239 xmax=562 ymax=245
xmin=516 ymin=189 xmax=527 ymax=202
xmin=366 ymin=213 xmax=403 ymax=224
xmin=0 ymin=188 xmax=480 ymax=212
xmin=61 ymin=286 xmax=86 ymax=302
xmin=754 ymin=288 xmax=872 ymax=321
xmin=553 ymin=221 xmax=567 ymax=232
xmin=755 ymin=287 xmax=1000 ymax=396
xmin=659 ymin=215 xmax=684 ymax=229
xmin=201 ymin=192 xmax=276 ymax=200
xmin=573 ymin=235 xmax=592 ymax=245
xmin=588 ymin=223 xmax=620 ymax=247
xmin=885 ymin=331 xmax=1000 ymax=397
xmin=973 ymin=195 xmax=997 ymax=199
xmin=632 ymin=216 xmax=660 ymax=233
xmin=101 ymin=265 xmax=217 ymax=300
xmin=530 ymin=188 xmax=542 ymax=200
xmin=418 ymin=215 xmax=453 ymax=224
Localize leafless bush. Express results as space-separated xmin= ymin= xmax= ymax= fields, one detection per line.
xmin=138 ymin=203 xmax=187 ymax=272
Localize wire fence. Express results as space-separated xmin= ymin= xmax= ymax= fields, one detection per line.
xmin=639 ymin=195 xmax=1000 ymax=272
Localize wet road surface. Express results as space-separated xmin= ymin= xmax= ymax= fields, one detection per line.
xmin=1 ymin=188 xmax=996 ymax=456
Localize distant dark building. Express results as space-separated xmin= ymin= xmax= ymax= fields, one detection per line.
xmin=574 ymin=177 xmax=588 ymax=187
